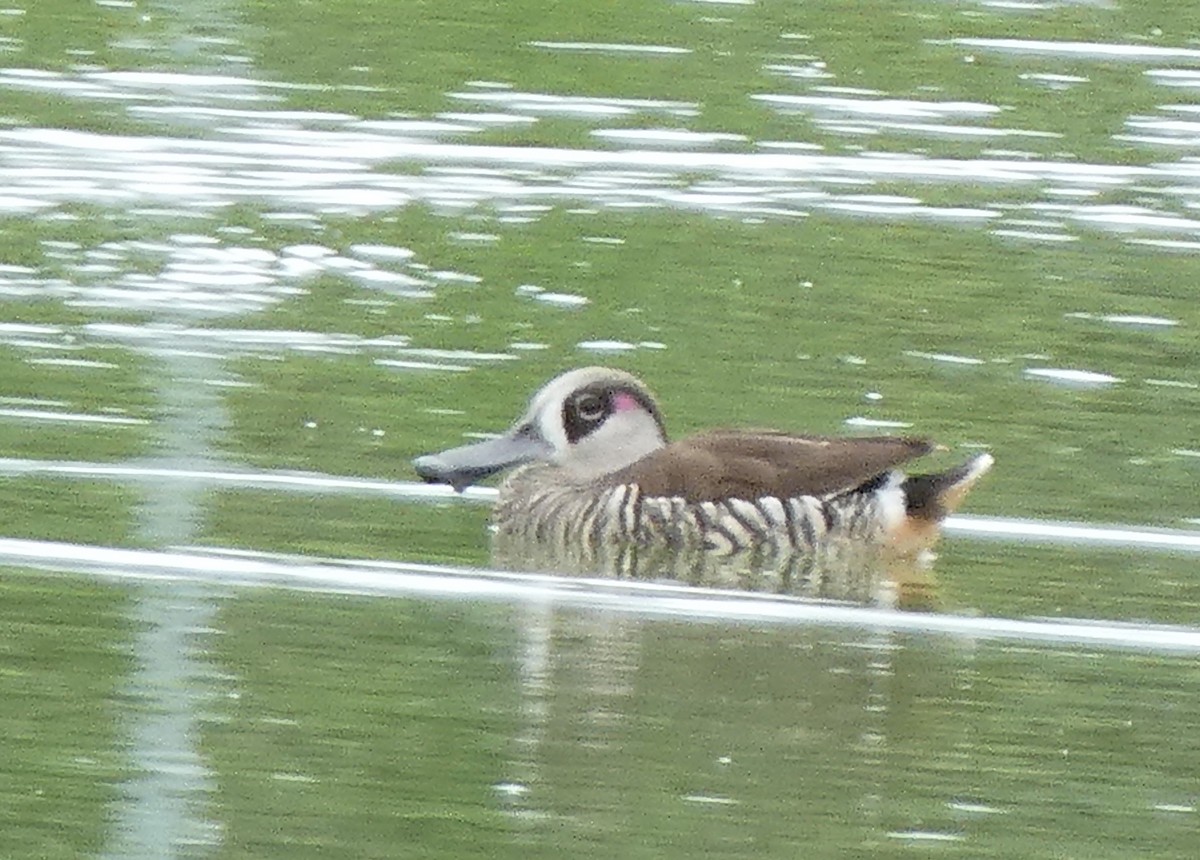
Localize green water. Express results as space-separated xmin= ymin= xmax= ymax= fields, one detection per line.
xmin=1 ymin=0 xmax=1199 ymax=856
xmin=207 ymin=592 xmax=1200 ymax=860
xmin=0 ymin=576 xmax=132 ymax=860
xmin=8 ymin=578 xmax=1198 ymax=859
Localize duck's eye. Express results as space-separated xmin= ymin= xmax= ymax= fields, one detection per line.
xmin=575 ymin=393 xmax=607 ymax=422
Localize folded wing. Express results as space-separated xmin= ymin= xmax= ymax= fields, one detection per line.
xmin=604 ymin=430 xmax=935 ymax=503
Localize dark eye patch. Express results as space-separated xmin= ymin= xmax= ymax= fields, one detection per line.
xmin=562 ymin=387 xmax=612 ymax=443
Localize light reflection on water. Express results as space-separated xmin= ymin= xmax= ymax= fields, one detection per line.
xmin=0 ymin=406 xmax=148 ymax=425
xmin=946 ymin=37 xmax=1200 ymax=62
xmin=0 ymin=42 xmax=1194 ymax=457
xmin=97 ymin=584 xmax=224 ymax=859
xmin=4 ymin=535 xmax=1200 ymax=652
xmin=2 ymin=59 xmax=1200 ymax=257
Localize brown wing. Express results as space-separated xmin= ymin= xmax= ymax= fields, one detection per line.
xmin=605 ymin=429 xmax=935 ymax=503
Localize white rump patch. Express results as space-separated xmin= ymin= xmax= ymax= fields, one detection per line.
xmin=875 ymin=471 xmax=907 ymax=532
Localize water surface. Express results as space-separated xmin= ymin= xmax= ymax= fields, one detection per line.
xmin=1 ymin=0 xmax=1198 ymax=857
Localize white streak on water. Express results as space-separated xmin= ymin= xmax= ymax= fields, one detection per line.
xmin=98 ymin=585 xmax=223 ymax=858
xmin=533 ymin=291 xmax=590 ymax=308
xmin=4 ymin=538 xmax=1200 ymax=654
xmin=0 ymin=407 xmax=149 ymax=425
xmin=528 ymin=41 xmax=692 ymax=56
xmin=887 ymin=831 xmax=964 ymax=843
xmin=1023 ymin=367 xmax=1121 ymax=387
xmin=843 ymin=416 xmax=913 ymax=429
xmin=941 ymin=515 xmax=1200 ymax=554
xmin=27 ymin=357 xmax=119 ymax=369
xmin=0 ymin=126 xmax=1156 ymax=188
xmin=945 ymin=38 xmax=1200 ymax=63
xmin=1064 ymin=312 xmax=1178 ymax=329
xmin=99 ymin=350 xmax=229 ymax=860
xmin=904 ymin=350 xmax=985 ymax=365
xmin=752 ymin=93 xmax=1001 ymax=119
xmin=374 ymin=359 xmax=472 ymax=372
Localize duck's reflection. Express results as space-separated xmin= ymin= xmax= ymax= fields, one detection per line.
xmin=491 ymin=525 xmax=940 ymax=610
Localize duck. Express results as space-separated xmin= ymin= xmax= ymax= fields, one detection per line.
xmin=412 ymin=367 xmax=993 ymax=569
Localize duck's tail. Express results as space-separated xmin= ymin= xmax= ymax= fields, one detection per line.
xmin=902 ymin=452 xmax=995 ymax=522
xmin=877 ymin=452 xmax=993 ymax=609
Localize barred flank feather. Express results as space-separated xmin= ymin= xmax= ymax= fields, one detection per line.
xmin=494 ymin=464 xmax=895 ymax=558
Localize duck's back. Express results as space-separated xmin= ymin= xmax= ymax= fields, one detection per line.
xmin=601 ymin=430 xmax=935 ymax=503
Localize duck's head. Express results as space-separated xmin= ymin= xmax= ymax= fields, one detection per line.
xmin=412 ymin=366 xmax=668 ymax=492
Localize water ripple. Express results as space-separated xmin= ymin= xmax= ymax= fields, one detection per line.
xmin=0 ymin=407 xmax=148 ymax=426
xmin=945 ymin=38 xmax=1200 ymax=63
xmin=3 ymin=537 xmax=1199 ymax=653
xmin=5 ymin=64 xmax=1197 ymax=278
xmin=0 ymin=321 xmax=515 ymax=372
xmin=528 ymin=41 xmax=692 ymax=56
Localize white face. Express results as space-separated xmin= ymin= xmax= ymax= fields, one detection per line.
xmin=519 ymin=367 xmax=667 ymax=478
xmin=412 ymin=366 xmax=668 ymax=491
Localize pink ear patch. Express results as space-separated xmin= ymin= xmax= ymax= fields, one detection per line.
xmin=612 ymin=391 xmax=641 ymax=412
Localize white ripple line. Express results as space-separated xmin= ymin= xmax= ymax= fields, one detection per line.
xmin=2 ymin=538 xmax=1200 ymax=653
